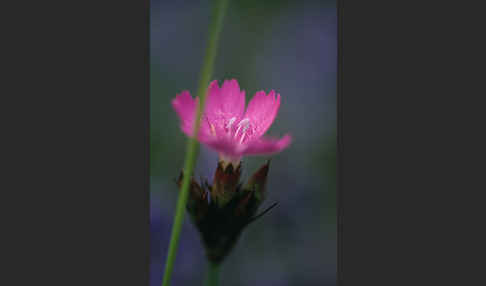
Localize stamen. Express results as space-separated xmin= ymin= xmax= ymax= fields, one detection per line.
xmin=235 ymin=118 xmax=250 ymax=142
xmin=240 ymin=132 xmax=246 ymax=143
xmin=240 ymin=122 xmax=250 ymax=143
xmin=204 ymin=116 xmax=216 ymax=136
xmin=234 ymin=125 xmax=242 ymax=138
xmin=241 ymin=121 xmax=250 ymax=134
xmin=226 ymin=117 xmax=236 ymax=130
xmin=234 ymin=118 xmax=250 ymax=138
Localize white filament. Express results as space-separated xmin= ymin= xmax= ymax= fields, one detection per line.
xmin=234 ymin=118 xmax=250 ymax=141
xmin=226 ymin=117 xmax=236 ymax=129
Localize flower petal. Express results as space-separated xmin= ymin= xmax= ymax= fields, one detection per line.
xmin=204 ymin=79 xmax=246 ymax=131
xmin=171 ymin=90 xmax=212 ymax=139
xmin=202 ymin=136 xmax=245 ymax=158
xmin=242 ymin=134 xmax=292 ymax=156
xmin=172 ymin=90 xmax=197 ymax=137
xmin=243 ymin=90 xmax=281 ymax=139
xmin=219 ymin=79 xmax=246 ymax=118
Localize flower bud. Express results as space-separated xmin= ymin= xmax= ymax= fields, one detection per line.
xmin=211 ymin=161 xmax=241 ymax=207
xmin=244 ymin=160 xmax=270 ymax=199
xmin=177 ymin=170 xmax=208 ymax=223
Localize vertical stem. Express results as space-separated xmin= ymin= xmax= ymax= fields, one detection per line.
xmin=161 ymin=0 xmax=229 ymax=286
xmin=205 ymin=262 xmax=220 ymax=286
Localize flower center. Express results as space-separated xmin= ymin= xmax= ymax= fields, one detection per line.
xmin=225 ymin=117 xmax=253 ymax=144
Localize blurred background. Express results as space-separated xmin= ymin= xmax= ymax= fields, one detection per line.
xmin=150 ymin=0 xmax=337 ymax=285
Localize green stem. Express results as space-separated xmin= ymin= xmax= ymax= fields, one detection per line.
xmin=205 ymin=262 xmax=220 ymax=286
xmin=161 ymin=0 xmax=229 ymax=286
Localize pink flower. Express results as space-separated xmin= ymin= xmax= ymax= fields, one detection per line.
xmin=172 ymin=79 xmax=292 ymax=166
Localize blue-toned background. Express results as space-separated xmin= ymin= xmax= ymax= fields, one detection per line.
xmin=151 ymin=0 xmax=336 ymax=285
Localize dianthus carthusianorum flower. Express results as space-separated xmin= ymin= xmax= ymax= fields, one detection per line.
xmin=172 ymin=79 xmax=291 ymax=167
xmin=171 ymin=79 xmax=291 ymax=264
